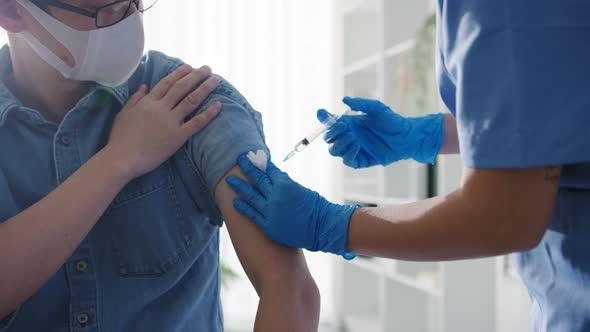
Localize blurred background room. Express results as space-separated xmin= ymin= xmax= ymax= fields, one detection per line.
xmin=0 ymin=0 xmax=534 ymax=331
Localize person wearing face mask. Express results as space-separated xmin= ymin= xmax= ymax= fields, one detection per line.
xmin=0 ymin=0 xmax=320 ymax=331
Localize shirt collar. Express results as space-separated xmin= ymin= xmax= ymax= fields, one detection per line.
xmin=0 ymin=46 xmax=20 ymax=115
xmin=0 ymin=44 xmax=129 ymax=117
xmin=96 ymin=83 xmax=128 ymax=106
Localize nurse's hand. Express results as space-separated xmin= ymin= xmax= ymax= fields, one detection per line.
xmin=320 ymin=97 xmax=444 ymax=168
xmin=226 ymin=155 xmax=358 ymax=259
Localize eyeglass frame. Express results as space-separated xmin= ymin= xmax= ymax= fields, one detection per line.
xmin=37 ymin=0 xmax=157 ymax=28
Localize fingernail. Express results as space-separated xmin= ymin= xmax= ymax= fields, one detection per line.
xmin=198 ymin=65 xmax=212 ymax=75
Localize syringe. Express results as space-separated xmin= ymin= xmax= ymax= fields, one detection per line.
xmin=282 ymin=109 xmax=353 ymax=163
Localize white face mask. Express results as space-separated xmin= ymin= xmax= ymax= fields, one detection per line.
xmin=16 ymin=0 xmax=145 ymax=87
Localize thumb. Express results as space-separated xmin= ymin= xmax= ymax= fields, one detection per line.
xmin=342 ymin=96 xmax=390 ymax=116
xmin=317 ymin=109 xmax=335 ymax=124
xmin=266 ymin=160 xmax=286 ymax=181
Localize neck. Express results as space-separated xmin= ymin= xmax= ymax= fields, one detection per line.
xmin=5 ymin=37 xmax=90 ymax=123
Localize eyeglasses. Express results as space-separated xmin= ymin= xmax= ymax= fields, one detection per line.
xmin=38 ymin=0 xmax=158 ymax=28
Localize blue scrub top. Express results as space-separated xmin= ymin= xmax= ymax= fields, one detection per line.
xmin=437 ymin=1 xmax=590 ymax=330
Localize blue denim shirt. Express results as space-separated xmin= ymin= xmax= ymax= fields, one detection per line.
xmin=0 ymin=46 xmax=270 ymax=332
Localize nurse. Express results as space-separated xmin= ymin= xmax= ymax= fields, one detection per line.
xmin=227 ymin=1 xmax=590 ymax=330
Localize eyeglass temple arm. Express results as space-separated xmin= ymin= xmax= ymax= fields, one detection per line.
xmin=42 ymin=0 xmax=97 ymax=18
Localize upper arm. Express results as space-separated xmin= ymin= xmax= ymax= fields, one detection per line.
xmin=460 ymin=166 xmax=561 ymax=251
xmin=185 ymin=79 xmax=311 ymax=290
xmin=215 ymin=167 xmax=310 ymax=293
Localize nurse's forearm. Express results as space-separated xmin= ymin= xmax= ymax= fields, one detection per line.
xmin=439 ymin=113 xmax=459 ymax=154
xmin=0 ymin=147 xmax=131 ymax=320
xmin=347 ymin=194 xmax=512 ymax=260
xmin=347 ymin=167 xmax=559 ymax=260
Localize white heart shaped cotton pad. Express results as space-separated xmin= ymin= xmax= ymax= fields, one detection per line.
xmin=246 ymin=150 xmax=268 ymax=172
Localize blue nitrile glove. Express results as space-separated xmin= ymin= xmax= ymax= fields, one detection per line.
xmin=226 ymin=155 xmax=358 ymax=260
xmin=318 ymin=97 xmax=444 ymax=169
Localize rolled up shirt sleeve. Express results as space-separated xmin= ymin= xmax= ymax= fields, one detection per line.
xmin=186 ymin=80 xmax=271 ymax=196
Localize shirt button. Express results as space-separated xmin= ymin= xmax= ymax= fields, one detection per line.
xmin=77 ymin=312 xmax=89 ymax=326
xmin=75 ymin=260 xmax=88 ymax=272
xmin=60 ymin=135 xmax=71 ymax=146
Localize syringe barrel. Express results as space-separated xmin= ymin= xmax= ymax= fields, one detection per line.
xmin=304 ymin=112 xmax=340 ymax=144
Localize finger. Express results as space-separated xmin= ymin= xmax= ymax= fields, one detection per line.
xmin=126 ymin=84 xmax=148 ymax=107
xmin=328 ymin=134 xmax=356 ymax=157
xmin=342 ymin=253 xmax=357 ymax=260
xmin=162 ymin=66 xmax=213 ymax=109
xmin=316 ymin=109 xmax=334 ymax=123
xmin=160 ymin=67 xmax=208 ymax=107
xmin=237 ymin=155 xmax=273 ymax=197
xmin=265 ymin=160 xmax=287 ymax=181
xmin=226 ymin=176 xmax=267 ymax=212
xmin=356 ymin=151 xmax=373 ymax=169
xmin=180 ymin=101 xmax=222 ymax=139
xmin=324 ymin=121 xmax=348 ymax=144
xmin=342 ymin=96 xmax=389 ymax=115
xmin=150 ymin=64 xmax=193 ymax=99
xmin=341 ymin=142 xmax=360 ymax=167
xmin=232 ymin=199 xmax=267 ymax=228
xmin=343 ymin=157 xmax=360 ymax=169
xmin=173 ymin=75 xmax=222 ymax=118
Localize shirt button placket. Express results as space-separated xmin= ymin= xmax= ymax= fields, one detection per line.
xmin=61 ymin=135 xmax=72 ymax=146
xmin=55 ymin=117 xmax=99 ymax=332
xmin=76 ymin=260 xmax=88 ymax=273
xmin=68 ymin=252 xmax=98 ymax=332
xmin=77 ymin=312 xmax=90 ymax=326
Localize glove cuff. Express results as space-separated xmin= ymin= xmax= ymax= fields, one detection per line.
xmin=410 ymin=113 xmax=445 ymax=164
xmin=317 ymin=201 xmax=360 ymax=259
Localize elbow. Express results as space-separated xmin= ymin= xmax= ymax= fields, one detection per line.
xmin=512 ymin=206 xmax=552 ymax=252
xmin=514 ymin=221 xmax=547 ymax=252
xmin=491 ymin=215 xmax=549 ymax=254
xmin=299 ymin=272 xmax=321 ymax=315
xmin=292 ymin=271 xmax=321 ymax=329
xmin=262 ymin=267 xmax=321 ymax=307
xmin=259 ymin=262 xmax=321 ymax=324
